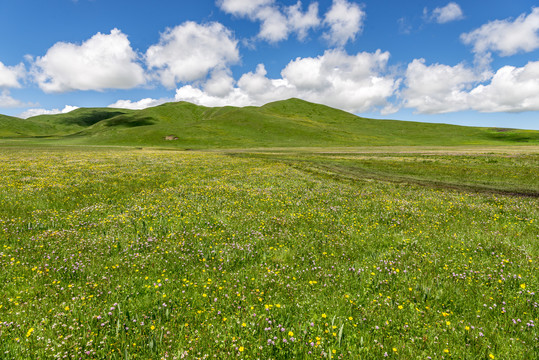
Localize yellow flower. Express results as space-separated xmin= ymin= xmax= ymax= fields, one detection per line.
xmin=465 ymin=326 xmax=470 ymax=331
xmin=398 ymin=305 xmax=403 ymax=310
xmin=288 ymin=331 xmax=293 ymax=337
xmin=65 ymin=306 xmax=69 ymax=311
xmin=446 ymin=321 xmax=451 ymax=326
xmin=322 ymin=313 xmax=327 ymax=318
xmin=26 ymin=328 xmax=34 ymax=337
xmin=489 ymin=354 xmax=495 ymax=359
xmin=332 ymin=349 xmax=336 ymax=354
xmin=444 ymin=349 xmax=449 ymax=353
xmin=151 ymin=325 xmax=155 ymax=330
xmin=520 ymin=284 xmax=526 ymax=289
xmin=392 ymin=348 xmax=397 ymax=352
xmin=239 ymin=346 xmax=244 ymax=352
xmin=242 ymin=323 xmax=246 ymax=327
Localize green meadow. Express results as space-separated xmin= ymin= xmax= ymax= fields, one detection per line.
xmin=0 ymin=145 xmax=537 ymax=359
xmin=1 ymin=100 xmax=538 ymax=359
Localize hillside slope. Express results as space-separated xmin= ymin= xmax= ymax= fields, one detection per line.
xmin=2 ymin=98 xmax=538 ymax=148
xmin=0 ymin=114 xmax=58 ymax=137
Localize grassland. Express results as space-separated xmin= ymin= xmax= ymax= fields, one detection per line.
xmin=0 ymin=146 xmax=537 ymax=359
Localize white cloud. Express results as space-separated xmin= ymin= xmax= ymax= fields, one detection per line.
xmin=402 ymin=58 xmax=539 ymax=114
xmin=217 ymin=0 xmax=273 ymax=17
xmin=256 ymin=6 xmax=290 ymax=42
xmin=32 ymin=29 xmax=146 ymax=93
xmin=0 ymin=90 xmax=27 ymax=108
xmin=469 ymin=61 xmax=539 ymax=112
xmin=204 ymin=69 xmax=236 ymax=97
xmin=402 ymin=59 xmax=479 ymax=114
xmin=175 ymin=86 xmax=253 ymax=108
xmin=286 ymin=2 xmax=321 ymax=41
xmin=108 ymin=98 xmax=170 ymax=110
xmin=0 ymin=62 xmax=25 ymax=88
xmin=323 ymin=0 xmax=365 ymax=47
xmin=217 ymin=0 xmax=320 ymax=43
xmin=19 ymin=105 xmax=79 ymax=119
xmin=431 ymin=2 xmax=464 ymax=24
xmin=146 ymin=21 xmax=240 ymax=88
xmin=461 ymin=7 xmax=539 ymax=57
xmin=175 ymin=49 xmax=399 ymax=114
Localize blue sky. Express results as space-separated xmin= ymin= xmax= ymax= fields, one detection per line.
xmin=1 ymin=0 xmax=539 ymax=130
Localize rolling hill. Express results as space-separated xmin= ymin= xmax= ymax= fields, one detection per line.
xmin=1 ymin=98 xmax=538 ymax=148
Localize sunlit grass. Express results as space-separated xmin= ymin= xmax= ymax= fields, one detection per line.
xmin=0 ymin=147 xmax=537 ymax=359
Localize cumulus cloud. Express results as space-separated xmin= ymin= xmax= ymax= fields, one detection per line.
xmin=32 ymin=29 xmax=146 ymax=93
xmin=256 ymin=6 xmax=290 ymax=42
xmin=217 ymin=0 xmax=273 ymax=17
xmin=461 ymin=7 xmax=539 ymax=58
xmin=175 ymin=86 xmax=253 ymax=108
xmin=0 ymin=62 xmax=25 ymax=88
xmin=402 ymin=59 xmax=479 ymax=114
xmin=286 ymin=2 xmax=321 ymax=40
xmin=469 ymin=61 xmax=539 ymax=112
xmin=0 ymin=90 xmax=28 ymax=108
xmin=19 ymin=105 xmax=79 ymax=119
xmin=108 ymin=98 xmax=171 ymax=110
xmin=430 ymin=2 xmax=464 ymax=24
xmin=204 ymin=69 xmax=236 ymax=97
xmin=146 ymin=21 xmax=240 ymax=88
xmin=323 ymin=0 xmax=365 ymax=47
xmin=402 ymin=58 xmax=539 ymax=113
xmin=174 ymin=49 xmax=399 ymax=114
xmin=218 ymin=0 xmax=320 ymax=43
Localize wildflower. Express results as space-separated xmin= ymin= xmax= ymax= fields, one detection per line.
xmin=242 ymin=323 xmax=247 ymax=327
xmin=26 ymin=328 xmax=34 ymax=337
xmin=151 ymin=325 xmax=155 ymax=330
xmin=322 ymin=313 xmax=327 ymax=319
xmin=489 ymin=354 xmax=495 ymax=359
xmin=392 ymin=348 xmax=397 ymax=352
xmin=520 ymin=284 xmax=526 ymax=289
xmin=444 ymin=349 xmax=449 ymax=353
xmin=65 ymin=306 xmax=69 ymax=311
xmin=288 ymin=331 xmax=293 ymax=337
xmin=239 ymin=346 xmax=244 ymax=352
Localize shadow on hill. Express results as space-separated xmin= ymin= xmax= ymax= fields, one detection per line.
xmin=484 ymin=128 xmax=539 ymax=143
xmin=103 ymin=115 xmax=155 ymax=128
xmin=63 ymin=110 xmax=128 ymax=127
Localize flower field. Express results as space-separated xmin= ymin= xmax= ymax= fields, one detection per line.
xmin=0 ymin=147 xmax=537 ymax=359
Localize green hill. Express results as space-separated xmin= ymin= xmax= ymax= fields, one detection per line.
xmin=0 ymin=114 xmax=57 ymax=137
xmin=1 ymin=98 xmax=538 ymax=148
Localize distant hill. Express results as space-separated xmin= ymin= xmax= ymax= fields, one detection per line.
xmin=1 ymin=98 xmax=538 ymax=148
